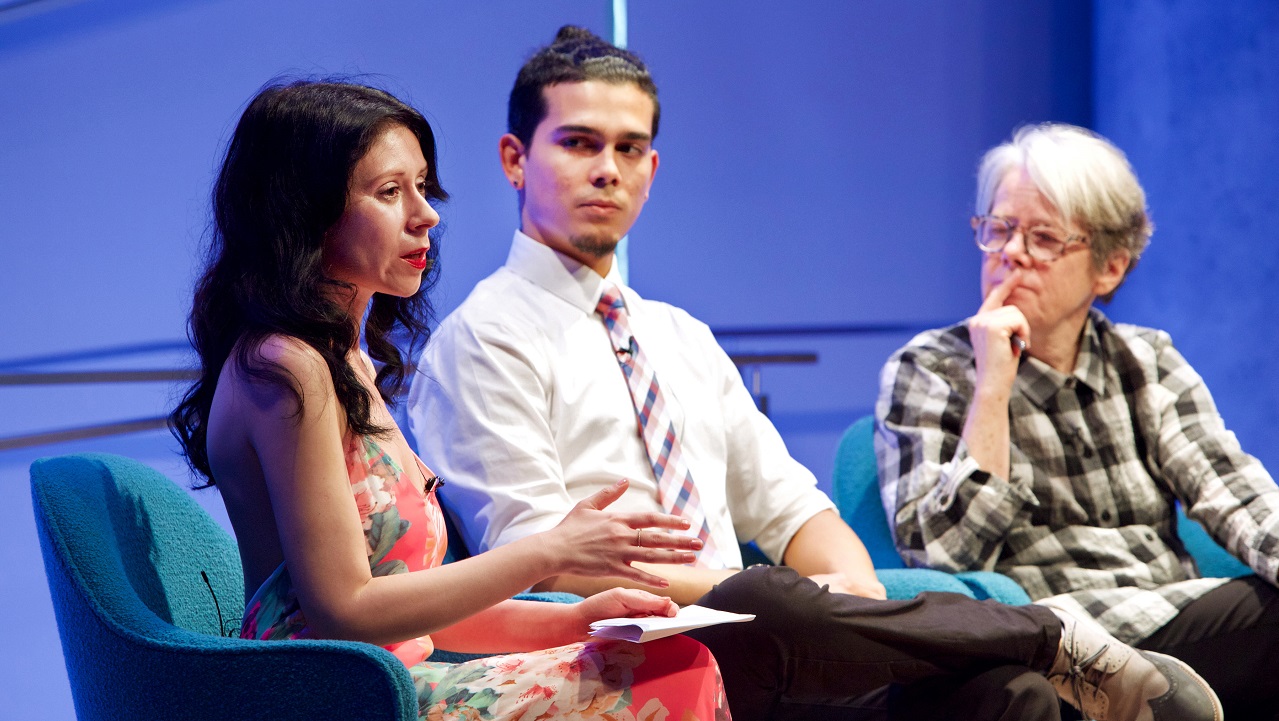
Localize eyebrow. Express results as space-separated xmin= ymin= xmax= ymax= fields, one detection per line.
xmin=553 ymin=125 xmax=652 ymax=143
xmin=365 ymin=165 xmax=429 ymax=185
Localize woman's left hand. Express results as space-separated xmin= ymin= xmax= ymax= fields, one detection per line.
xmin=571 ymin=588 xmax=678 ymax=638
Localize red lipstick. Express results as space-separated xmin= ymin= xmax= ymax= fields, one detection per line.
xmin=402 ymin=249 xmax=428 ymax=270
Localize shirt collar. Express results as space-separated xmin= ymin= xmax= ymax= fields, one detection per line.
xmin=503 ymin=230 xmax=627 ymax=314
xmin=1016 ymin=310 xmax=1108 ymax=406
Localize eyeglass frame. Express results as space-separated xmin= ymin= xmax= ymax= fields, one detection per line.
xmin=971 ymin=214 xmax=1088 ymax=263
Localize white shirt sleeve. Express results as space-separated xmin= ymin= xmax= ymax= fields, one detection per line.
xmin=407 ymin=314 xmax=574 ymax=555
xmin=703 ymin=328 xmax=837 ymax=563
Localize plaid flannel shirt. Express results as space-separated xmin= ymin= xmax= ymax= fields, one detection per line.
xmin=876 ymin=308 xmax=1279 ymax=644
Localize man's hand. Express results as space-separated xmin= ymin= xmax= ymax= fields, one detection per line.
xmin=807 ymin=572 xmax=888 ymax=600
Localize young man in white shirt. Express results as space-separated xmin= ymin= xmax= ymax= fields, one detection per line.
xmin=406 ymin=25 xmax=1220 ymax=721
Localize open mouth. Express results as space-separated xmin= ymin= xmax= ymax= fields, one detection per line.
xmin=402 ymin=249 xmax=428 ymax=270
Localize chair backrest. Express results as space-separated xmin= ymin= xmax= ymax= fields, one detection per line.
xmin=831 ymin=415 xmax=906 ymax=568
xmin=31 ymin=453 xmax=246 ymax=715
xmin=834 ymin=414 xmax=1254 ymax=579
xmin=33 ymin=453 xmax=244 ymax=636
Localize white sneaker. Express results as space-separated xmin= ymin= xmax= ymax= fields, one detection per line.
xmin=1047 ymin=611 xmax=1223 ymax=721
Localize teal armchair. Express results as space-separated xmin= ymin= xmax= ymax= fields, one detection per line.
xmin=833 ymin=416 xmax=1032 ymax=604
xmin=31 ymin=452 xmax=418 ymax=721
xmin=1174 ymin=505 xmax=1253 ymax=579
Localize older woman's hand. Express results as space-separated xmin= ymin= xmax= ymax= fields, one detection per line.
xmin=969 ymin=269 xmax=1030 ymax=398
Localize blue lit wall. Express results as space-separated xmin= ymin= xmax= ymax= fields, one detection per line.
xmin=1095 ymin=1 xmax=1279 ymax=470
xmin=1 ymin=2 xmax=1273 ymax=718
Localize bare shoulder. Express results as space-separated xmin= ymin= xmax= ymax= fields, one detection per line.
xmin=255 ymin=334 xmax=330 ymax=375
xmin=228 ymin=335 xmax=338 ymax=417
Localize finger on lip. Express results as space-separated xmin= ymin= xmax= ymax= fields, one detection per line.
xmin=994 ymin=270 xmax=1025 ymax=298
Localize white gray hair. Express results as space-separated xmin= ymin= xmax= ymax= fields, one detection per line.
xmin=976 ymin=123 xmax=1153 ymax=297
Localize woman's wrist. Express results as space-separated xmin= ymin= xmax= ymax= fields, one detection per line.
xmin=526 ymin=529 xmax=565 ymax=581
xmin=541 ymin=597 xmax=589 ymax=645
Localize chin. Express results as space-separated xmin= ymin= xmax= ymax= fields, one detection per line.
xmin=381 ymin=280 xmax=423 ymax=299
xmin=570 ymin=233 xmax=621 ymax=259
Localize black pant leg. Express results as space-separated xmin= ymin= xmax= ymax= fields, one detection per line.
xmin=684 ymin=566 xmax=1063 ymax=721
xmin=889 ymin=665 xmax=1063 ymax=721
xmin=1137 ymin=576 xmax=1279 ymax=721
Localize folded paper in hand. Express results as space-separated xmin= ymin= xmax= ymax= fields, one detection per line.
xmin=588 ymin=604 xmax=755 ymax=643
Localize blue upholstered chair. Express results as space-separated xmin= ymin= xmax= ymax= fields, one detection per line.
xmin=1174 ymin=505 xmax=1253 ymax=579
xmin=833 ymin=416 xmax=1033 ymax=604
xmin=834 ymin=416 xmax=1254 ymax=606
xmin=32 ymin=452 xmax=420 ymax=720
xmin=31 ymin=452 xmax=587 ymax=719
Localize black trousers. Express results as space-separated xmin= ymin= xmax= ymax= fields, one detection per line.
xmin=685 ymin=566 xmax=1064 ymax=721
xmin=1136 ymin=576 xmax=1279 ymax=721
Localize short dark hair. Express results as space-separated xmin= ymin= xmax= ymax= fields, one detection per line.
xmin=171 ymin=80 xmax=447 ymax=484
xmin=508 ymin=25 xmax=660 ymax=145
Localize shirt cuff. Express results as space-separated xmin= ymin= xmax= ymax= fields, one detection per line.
xmin=926 ymin=455 xmax=1037 ymax=517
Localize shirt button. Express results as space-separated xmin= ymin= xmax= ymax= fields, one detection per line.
xmin=1101 ymin=509 xmax=1112 ymax=523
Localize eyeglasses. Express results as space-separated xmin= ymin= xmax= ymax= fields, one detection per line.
xmin=971 ymin=215 xmax=1088 ymax=263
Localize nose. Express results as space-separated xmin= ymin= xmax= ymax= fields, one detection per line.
xmin=590 ymin=150 xmax=621 ymax=189
xmin=409 ymin=193 xmax=440 ymax=235
xmin=1000 ymin=228 xmax=1034 ymax=267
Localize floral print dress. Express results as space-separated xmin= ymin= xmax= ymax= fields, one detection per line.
xmin=241 ymin=435 xmax=731 ymax=721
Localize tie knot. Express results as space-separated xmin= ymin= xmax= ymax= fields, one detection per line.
xmin=596 ymin=284 xmax=626 ymax=318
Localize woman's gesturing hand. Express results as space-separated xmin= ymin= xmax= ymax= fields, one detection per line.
xmin=544 ymin=479 xmax=703 ymax=588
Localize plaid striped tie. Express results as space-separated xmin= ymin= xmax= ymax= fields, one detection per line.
xmin=596 ymin=284 xmax=720 ymax=568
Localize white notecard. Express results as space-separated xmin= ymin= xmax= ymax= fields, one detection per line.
xmin=588 ymin=604 xmax=755 ymax=643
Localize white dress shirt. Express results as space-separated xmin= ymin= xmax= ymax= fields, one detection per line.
xmin=407 ymin=231 xmax=834 ymax=569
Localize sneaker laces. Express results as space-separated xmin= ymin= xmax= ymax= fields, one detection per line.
xmin=1060 ymin=624 xmax=1109 ymax=720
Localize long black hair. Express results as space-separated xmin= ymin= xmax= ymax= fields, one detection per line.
xmin=170 ymin=80 xmax=447 ymax=484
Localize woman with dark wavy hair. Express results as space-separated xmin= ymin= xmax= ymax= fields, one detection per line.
xmin=170 ymin=79 xmax=730 ymax=720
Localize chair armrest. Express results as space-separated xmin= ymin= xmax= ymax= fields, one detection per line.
xmin=954 ymin=571 xmax=1032 ymax=604
xmin=190 ymin=636 xmax=419 ymax=721
xmin=878 ymin=568 xmax=977 ymax=600
xmin=513 ymin=591 xmax=583 ymax=604
xmin=79 ymin=619 xmax=417 ymax=721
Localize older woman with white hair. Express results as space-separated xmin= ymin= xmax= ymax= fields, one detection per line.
xmin=876 ymin=123 xmax=1279 ymax=720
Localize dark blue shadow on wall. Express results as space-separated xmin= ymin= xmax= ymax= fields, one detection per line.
xmin=0 ymin=340 xmax=190 ymax=371
xmin=0 ymin=0 xmax=222 ymax=53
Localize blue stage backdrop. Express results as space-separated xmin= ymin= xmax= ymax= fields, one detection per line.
xmin=1095 ymin=1 xmax=1279 ymax=475
xmin=0 ymin=2 xmax=1274 ymax=719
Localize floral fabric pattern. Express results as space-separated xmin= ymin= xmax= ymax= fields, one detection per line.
xmin=240 ymin=434 xmax=730 ymax=721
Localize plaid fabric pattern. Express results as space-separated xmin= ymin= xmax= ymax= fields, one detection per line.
xmin=876 ymin=308 xmax=1279 ymax=644
xmin=597 ymin=284 xmax=721 ymax=568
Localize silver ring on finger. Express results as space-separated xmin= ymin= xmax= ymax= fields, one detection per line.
xmin=636 ymin=528 xmax=643 ymax=547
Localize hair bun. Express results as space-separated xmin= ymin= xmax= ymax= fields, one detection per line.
xmin=554 ymin=25 xmax=599 ymax=44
